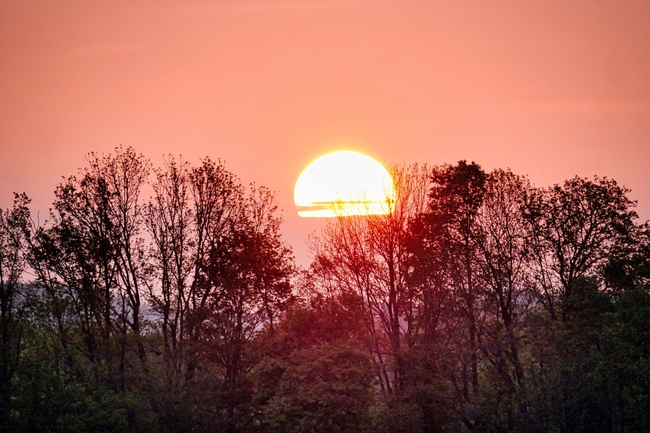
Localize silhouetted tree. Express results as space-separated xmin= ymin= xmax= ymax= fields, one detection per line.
xmin=422 ymin=160 xmax=487 ymax=429
xmin=473 ymin=169 xmax=534 ymax=421
xmin=524 ymin=176 xmax=637 ymax=318
xmin=2 ymin=147 xmax=649 ymax=433
xmin=145 ymin=156 xmax=194 ymax=377
xmin=307 ymin=164 xmax=429 ymax=395
xmin=202 ymin=184 xmax=295 ymax=430
xmin=25 ymin=146 xmax=151 ymax=376
xmin=0 ymin=193 xmax=30 ymax=428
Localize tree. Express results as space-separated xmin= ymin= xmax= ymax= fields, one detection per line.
xmin=0 ymin=193 xmax=30 ymax=427
xmin=307 ymin=164 xmax=430 ymax=395
xmin=143 ymin=157 xmax=296 ymax=430
xmin=182 ymin=156 xmax=242 ymax=376
xmin=25 ymin=146 xmax=151 ymax=374
xmin=422 ymin=161 xmax=487 ymax=429
xmin=262 ymin=341 xmax=375 ymax=433
xmin=524 ymin=176 xmax=637 ymax=319
xmin=414 ymin=164 xmax=540 ymax=430
xmin=201 ymin=184 xmax=295 ymax=429
xmin=473 ymin=169 xmax=534 ymax=417
xmin=145 ymin=156 xmax=194 ymax=377
xmin=255 ymin=292 xmax=375 ymax=433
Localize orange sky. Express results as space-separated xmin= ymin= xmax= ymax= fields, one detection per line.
xmin=1 ymin=0 xmax=649 ymax=265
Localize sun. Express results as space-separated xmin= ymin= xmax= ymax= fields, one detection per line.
xmin=294 ymin=151 xmax=396 ymax=218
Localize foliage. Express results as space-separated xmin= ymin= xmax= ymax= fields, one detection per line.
xmin=0 ymin=149 xmax=649 ymax=433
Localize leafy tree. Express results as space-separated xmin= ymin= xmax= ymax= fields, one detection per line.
xmin=2 ymin=146 xmax=650 ymax=433
xmin=201 ymin=184 xmax=295 ymax=429
xmin=25 ymin=146 xmax=151 ymax=375
xmin=420 ymin=161 xmax=488 ymax=429
xmin=0 ymin=193 xmax=30 ymax=428
xmin=255 ymin=292 xmax=375 ymax=433
xmin=525 ymin=176 xmax=637 ymax=318
xmin=262 ymin=342 xmax=375 ymax=433
xmin=472 ymin=169 xmax=534 ymax=422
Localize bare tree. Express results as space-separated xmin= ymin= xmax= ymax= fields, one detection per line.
xmin=308 ymin=163 xmax=430 ymax=395
xmin=145 ymin=156 xmax=296 ymax=426
xmin=145 ymin=156 xmax=194 ymax=376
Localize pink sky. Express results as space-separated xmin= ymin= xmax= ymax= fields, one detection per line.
xmin=1 ymin=0 xmax=649 ymax=265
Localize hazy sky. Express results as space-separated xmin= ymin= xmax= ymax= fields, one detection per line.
xmin=2 ymin=0 xmax=649 ymax=265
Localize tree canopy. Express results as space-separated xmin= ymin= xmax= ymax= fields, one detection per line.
xmin=0 ymin=149 xmax=648 ymax=433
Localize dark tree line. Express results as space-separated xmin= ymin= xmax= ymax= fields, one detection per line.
xmin=0 ymin=147 xmax=649 ymax=433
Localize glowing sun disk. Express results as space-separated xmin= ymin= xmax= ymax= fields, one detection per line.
xmin=294 ymin=151 xmax=395 ymax=218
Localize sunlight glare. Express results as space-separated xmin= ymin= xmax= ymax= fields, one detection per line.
xmin=294 ymin=151 xmax=396 ymax=218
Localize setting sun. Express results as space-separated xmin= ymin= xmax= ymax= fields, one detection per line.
xmin=294 ymin=151 xmax=395 ymax=218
